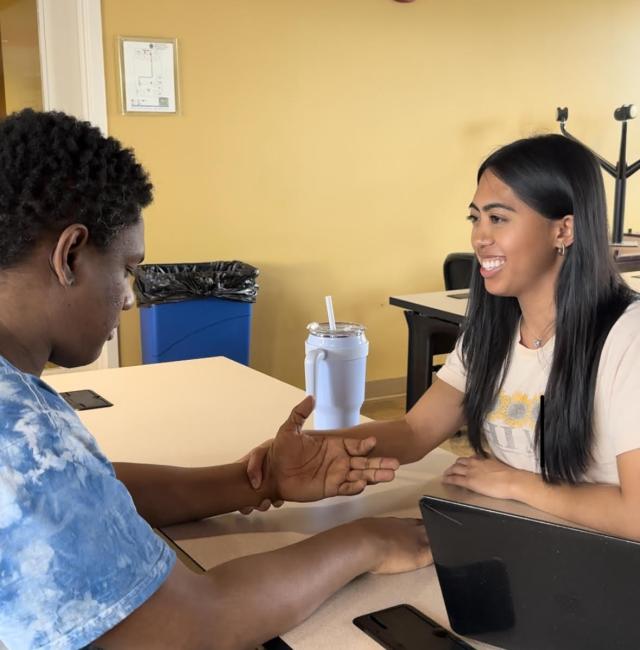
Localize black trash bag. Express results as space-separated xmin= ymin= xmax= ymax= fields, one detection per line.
xmin=134 ymin=261 xmax=259 ymax=306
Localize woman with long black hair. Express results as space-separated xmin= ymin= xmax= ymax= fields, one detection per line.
xmin=250 ymin=134 xmax=640 ymax=540
xmin=437 ymin=134 xmax=640 ymax=531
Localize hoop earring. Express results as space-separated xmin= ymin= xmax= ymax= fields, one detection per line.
xmin=557 ymin=242 xmax=566 ymax=256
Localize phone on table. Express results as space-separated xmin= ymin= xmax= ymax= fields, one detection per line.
xmin=353 ymin=604 xmax=473 ymax=649
xmin=60 ymin=389 xmax=113 ymax=411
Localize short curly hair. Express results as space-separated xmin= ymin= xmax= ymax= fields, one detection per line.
xmin=0 ymin=109 xmax=153 ymax=268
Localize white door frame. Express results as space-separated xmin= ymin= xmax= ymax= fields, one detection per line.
xmin=37 ymin=0 xmax=119 ymax=370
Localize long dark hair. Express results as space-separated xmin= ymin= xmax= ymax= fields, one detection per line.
xmin=462 ymin=134 xmax=637 ymax=483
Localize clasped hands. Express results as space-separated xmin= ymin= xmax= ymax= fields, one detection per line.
xmin=240 ymin=397 xmax=526 ymax=511
xmin=239 ymin=396 xmax=432 ymax=573
xmin=239 ymin=395 xmax=399 ymax=512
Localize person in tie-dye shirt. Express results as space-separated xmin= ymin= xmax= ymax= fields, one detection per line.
xmin=0 ymin=110 xmax=430 ymax=650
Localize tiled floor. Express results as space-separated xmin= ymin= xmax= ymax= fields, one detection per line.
xmin=361 ymin=394 xmax=473 ymax=457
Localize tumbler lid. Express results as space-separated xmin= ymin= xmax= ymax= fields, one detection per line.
xmin=307 ymin=321 xmax=366 ymax=338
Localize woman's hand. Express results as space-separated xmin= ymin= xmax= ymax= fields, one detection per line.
xmin=241 ymin=395 xmax=400 ymax=508
xmin=442 ymin=454 xmax=525 ymax=500
xmin=363 ymin=517 xmax=433 ymax=574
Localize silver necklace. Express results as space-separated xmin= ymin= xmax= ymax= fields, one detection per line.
xmin=522 ymin=318 xmax=555 ymax=349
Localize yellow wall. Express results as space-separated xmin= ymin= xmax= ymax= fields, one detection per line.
xmin=0 ymin=0 xmax=41 ymax=113
xmin=101 ymin=0 xmax=640 ymax=388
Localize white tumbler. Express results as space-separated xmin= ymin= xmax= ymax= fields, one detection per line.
xmin=304 ymin=322 xmax=369 ymax=430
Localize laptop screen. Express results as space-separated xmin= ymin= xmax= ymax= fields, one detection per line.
xmin=420 ymin=487 xmax=640 ymax=650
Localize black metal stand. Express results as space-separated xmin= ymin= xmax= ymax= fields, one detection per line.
xmin=556 ymin=104 xmax=640 ymax=244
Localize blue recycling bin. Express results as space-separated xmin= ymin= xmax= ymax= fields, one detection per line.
xmin=140 ymin=297 xmax=253 ymax=365
xmin=135 ymin=261 xmax=258 ymax=366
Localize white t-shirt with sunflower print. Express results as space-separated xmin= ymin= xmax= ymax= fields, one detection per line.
xmin=437 ymin=301 xmax=640 ymax=485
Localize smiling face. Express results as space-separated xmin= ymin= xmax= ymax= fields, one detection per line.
xmin=468 ymin=169 xmax=573 ymax=304
xmin=49 ymin=220 xmax=145 ymax=368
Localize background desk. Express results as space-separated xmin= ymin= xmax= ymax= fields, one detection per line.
xmin=48 ymin=358 xmax=498 ymax=650
xmin=390 ymin=271 xmax=640 ymax=411
xmin=611 ymin=241 xmax=640 ymax=272
xmin=389 ymin=290 xmax=466 ymax=411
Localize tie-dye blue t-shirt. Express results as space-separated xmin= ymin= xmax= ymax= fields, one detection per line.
xmin=0 ymin=356 xmax=176 ymax=650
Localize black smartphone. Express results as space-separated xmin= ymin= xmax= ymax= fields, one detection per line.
xmin=353 ymin=604 xmax=474 ymax=649
xmin=60 ymin=389 xmax=113 ymax=411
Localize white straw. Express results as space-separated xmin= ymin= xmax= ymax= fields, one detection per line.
xmin=325 ymin=295 xmax=336 ymax=331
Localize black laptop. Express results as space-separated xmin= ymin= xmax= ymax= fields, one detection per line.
xmin=420 ymin=482 xmax=640 ymax=650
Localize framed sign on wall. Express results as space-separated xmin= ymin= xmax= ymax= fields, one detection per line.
xmin=118 ymin=36 xmax=179 ymax=114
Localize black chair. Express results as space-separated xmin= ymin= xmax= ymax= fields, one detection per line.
xmin=444 ymin=252 xmax=475 ymax=291
xmin=403 ymin=252 xmax=474 ymax=411
xmin=432 ymin=252 xmax=474 ymax=369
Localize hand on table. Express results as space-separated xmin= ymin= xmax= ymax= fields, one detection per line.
xmin=365 ymin=517 xmax=433 ymax=574
xmin=442 ymin=454 xmax=524 ymax=500
xmin=241 ymin=395 xmax=400 ymax=508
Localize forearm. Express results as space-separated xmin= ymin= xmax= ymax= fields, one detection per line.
xmin=324 ymin=418 xmax=431 ymax=464
xmin=96 ymin=519 xmax=391 ymax=650
xmin=512 ymin=472 xmax=640 ymax=540
xmin=206 ymin=519 xmax=383 ymax=648
xmin=114 ymin=462 xmax=274 ymax=528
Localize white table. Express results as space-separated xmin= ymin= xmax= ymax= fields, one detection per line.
xmin=48 ymin=356 xmax=310 ymax=467
xmin=47 ymin=357 xmax=499 ymax=649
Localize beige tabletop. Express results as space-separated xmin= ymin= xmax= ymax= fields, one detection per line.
xmin=624 ymin=269 xmax=640 ymax=292
xmin=47 ymin=356 xmax=311 ymax=466
xmin=48 ymin=357 xmax=498 ymax=649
